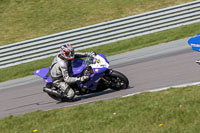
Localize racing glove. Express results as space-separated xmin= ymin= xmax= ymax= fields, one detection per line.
xmin=86 ymin=51 xmax=96 ymax=57
xmin=79 ymin=75 xmax=89 ymax=82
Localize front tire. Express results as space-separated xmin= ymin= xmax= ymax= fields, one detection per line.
xmin=107 ymin=70 xmax=129 ymax=90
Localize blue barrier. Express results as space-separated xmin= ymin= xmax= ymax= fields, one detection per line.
xmin=188 ymin=33 xmax=200 ymax=52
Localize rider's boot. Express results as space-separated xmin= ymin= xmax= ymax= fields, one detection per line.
xmin=53 ymin=82 xmax=75 ymax=100
xmin=63 ymin=87 xmax=75 ymax=100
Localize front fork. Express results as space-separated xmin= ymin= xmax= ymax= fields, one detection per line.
xmin=101 ymin=69 xmax=113 ymax=87
xmin=101 ymin=77 xmax=110 ymax=85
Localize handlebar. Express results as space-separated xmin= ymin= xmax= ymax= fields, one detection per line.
xmin=84 ymin=56 xmax=96 ymax=66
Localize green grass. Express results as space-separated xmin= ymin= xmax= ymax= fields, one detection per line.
xmin=0 ymin=0 xmax=193 ymax=46
xmin=1 ymin=85 xmax=200 ymax=133
xmin=1 ymin=22 xmax=200 ymax=83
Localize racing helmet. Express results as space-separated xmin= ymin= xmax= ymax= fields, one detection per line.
xmin=60 ymin=43 xmax=75 ymax=60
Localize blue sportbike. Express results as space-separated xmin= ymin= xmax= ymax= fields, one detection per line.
xmin=34 ymin=53 xmax=129 ymax=101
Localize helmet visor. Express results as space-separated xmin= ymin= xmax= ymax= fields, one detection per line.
xmin=65 ymin=49 xmax=74 ymax=57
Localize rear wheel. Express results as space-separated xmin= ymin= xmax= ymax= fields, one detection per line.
xmin=107 ymin=70 xmax=129 ymax=90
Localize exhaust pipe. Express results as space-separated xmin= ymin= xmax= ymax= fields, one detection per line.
xmin=43 ymin=87 xmax=62 ymax=97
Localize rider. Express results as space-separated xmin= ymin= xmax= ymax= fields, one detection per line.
xmin=50 ymin=43 xmax=95 ymax=99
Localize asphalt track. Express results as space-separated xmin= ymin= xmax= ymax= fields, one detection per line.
xmin=1 ymin=37 xmax=200 ymax=118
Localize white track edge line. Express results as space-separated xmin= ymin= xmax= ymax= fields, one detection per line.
xmin=122 ymin=81 xmax=200 ymax=98
xmin=44 ymin=82 xmax=200 ymax=112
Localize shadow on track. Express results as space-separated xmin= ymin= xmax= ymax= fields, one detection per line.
xmin=57 ymin=86 xmax=134 ymax=103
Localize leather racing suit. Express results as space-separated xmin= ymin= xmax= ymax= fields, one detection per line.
xmin=50 ymin=52 xmax=94 ymax=96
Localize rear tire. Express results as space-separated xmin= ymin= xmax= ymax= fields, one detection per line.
xmin=107 ymin=70 xmax=129 ymax=90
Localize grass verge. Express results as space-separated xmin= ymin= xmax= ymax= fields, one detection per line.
xmin=0 ymin=22 xmax=200 ymax=83
xmin=0 ymin=0 xmax=193 ymax=46
xmin=1 ymin=85 xmax=200 ymax=133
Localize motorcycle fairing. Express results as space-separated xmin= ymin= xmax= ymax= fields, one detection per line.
xmin=188 ymin=33 xmax=200 ymax=52
xmin=33 ymin=59 xmax=85 ymax=83
xmin=72 ymin=59 xmax=85 ymax=76
xmin=90 ymin=54 xmax=109 ymax=69
xmin=74 ymin=53 xmax=109 ymax=90
xmin=92 ymin=68 xmax=107 ymax=74
xmin=98 ymin=53 xmax=109 ymax=64
xmin=72 ymin=53 xmax=109 ymax=76
xmin=80 ymin=73 xmax=105 ymax=90
xmin=34 ymin=67 xmax=52 ymax=83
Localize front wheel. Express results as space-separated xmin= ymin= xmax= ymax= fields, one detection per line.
xmin=106 ymin=70 xmax=129 ymax=90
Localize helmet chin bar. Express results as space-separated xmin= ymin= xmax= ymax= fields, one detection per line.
xmin=65 ymin=55 xmax=75 ymax=60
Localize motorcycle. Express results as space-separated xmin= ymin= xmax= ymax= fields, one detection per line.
xmin=34 ymin=53 xmax=129 ymax=101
